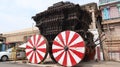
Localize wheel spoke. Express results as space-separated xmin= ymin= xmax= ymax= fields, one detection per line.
xmin=69 ymin=50 xmax=81 ymax=63
xmin=68 ymin=33 xmax=79 ymax=45
xmin=58 ymin=33 xmax=65 ymax=46
xmin=68 ymin=51 xmax=76 ymax=66
xmin=53 ymin=41 xmax=63 ymax=47
xmin=69 ymin=36 xmax=83 ymax=47
xmin=36 ymin=35 xmax=41 ymax=47
xmin=29 ymin=52 xmax=34 ymax=63
xmin=70 ymin=49 xmax=84 ymax=59
xmin=27 ymin=41 xmax=33 ymax=48
xmin=37 ymin=40 xmax=46 ymax=47
xmin=65 ymin=31 xmax=70 ymax=45
xmin=53 ymin=50 xmax=64 ymax=58
xmin=26 ymin=49 xmax=33 ymax=57
xmin=54 ymin=51 xmax=64 ymax=61
xmin=26 ymin=45 xmax=33 ymax=49
xmin=70 ymin=41 xmax=84 ymax=47
xmin=62 ymin=52 xmax=67 ymax=66
xmin=36 ymin=50 xmax=44 ymax=61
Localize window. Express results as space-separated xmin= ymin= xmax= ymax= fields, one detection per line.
xmin=118 ymin=7 xmax=120 ymax=11
xmin=109 ymin=6 xmax=119 ymax=18
xmin=99 ymin=0 xmax=106 ymax=4
xmin=118 ymin=7 xmax=120 ymax=14
xmin=102 ymin=8 xmax=110 ymax=20
xmin=117 ymin=4 xmax=120 ymax=16
xmin=100 ymin=0 xmax=116 ymax=4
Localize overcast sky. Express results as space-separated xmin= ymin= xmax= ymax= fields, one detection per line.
xmin=0 ymin=0 xmax=99 ymax=33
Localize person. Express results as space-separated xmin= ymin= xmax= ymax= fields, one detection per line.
xmin=11 ymin=46 xmax=17 ymax=61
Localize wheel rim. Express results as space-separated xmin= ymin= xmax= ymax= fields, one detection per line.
xmin=2 ymin=56 xmax=7 ymax=61
xmin=25 ymin=35 xmax=48 ymax=64
xmin=52 ymin=31 xmax=85 ymax=66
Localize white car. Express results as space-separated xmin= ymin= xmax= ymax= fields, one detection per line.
xmin=0 ymin=48 xmax=12 ymax=61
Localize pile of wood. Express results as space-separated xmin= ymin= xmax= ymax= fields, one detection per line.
xmin=33 ymin=1 xmax=92 ymax=43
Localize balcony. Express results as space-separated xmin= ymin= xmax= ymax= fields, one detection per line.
xmin=99 ymin=0 xmax=120 ymax=6
xmin=102 ymin=17 xmax=120 ymax=24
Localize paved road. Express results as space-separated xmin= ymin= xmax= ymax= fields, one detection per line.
xmin=0 ymin=62 xmax=39 ymax=67
xmin=77 ymin=61 xmax=120 ymax=67
xmin=0 ymin=60 xmax=120 ymax=67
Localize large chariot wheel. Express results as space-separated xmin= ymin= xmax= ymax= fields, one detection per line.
xmin=25 ymin=34 xmax=48 ymax=64
xmin=52 ymin=31 xmax=85 ymax=66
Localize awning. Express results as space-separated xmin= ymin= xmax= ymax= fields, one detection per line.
xmin=0 ymin=41 xmax=2 ymax=44
xmin=18 ymin=43 xmax=26 ymax=48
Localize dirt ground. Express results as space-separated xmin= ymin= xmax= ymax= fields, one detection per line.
xmin=75 ymin=61 xmax=120 ymax=67
xmin=7 ymin=60 xmax=119 ymax=67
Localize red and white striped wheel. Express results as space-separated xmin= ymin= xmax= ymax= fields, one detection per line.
xmin=52 ymin=31 xmax=85 ymax=66
xmin=25 ymin=35 xmax=48 ymax=64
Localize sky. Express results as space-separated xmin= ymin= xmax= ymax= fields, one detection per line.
xmin=0 ymin=0 xmax=99 ymax=33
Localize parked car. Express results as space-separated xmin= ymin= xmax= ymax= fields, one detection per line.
xmin=0 ymin=43 xmax=26 ymax=61
xmin=0 ymin=48 xmax=12 ymax=61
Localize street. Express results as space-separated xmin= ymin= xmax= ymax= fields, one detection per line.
xmin=0 ymin=62 xmax=39 ymax=67
xmin=0 ymin=60 xmax=120 ymax=67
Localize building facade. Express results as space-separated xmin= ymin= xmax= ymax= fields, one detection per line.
xmin=99 ymin=0 xmax=120 ymax=61
xmin=0 ymin=34 xmax=6 ymax=51
xmin=2 ymin=27 xmax=40 ymax=48
xmin=82 ymin=3 xmax=105 ymax=60
xmin=81 ymin=2 xmax=99 ymax=29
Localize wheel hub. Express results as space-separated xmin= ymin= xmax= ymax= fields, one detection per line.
xmin=64 ymin=46 xmax=69 ymax=51
xmin=33 ymin=46 xmax=36 ymax=51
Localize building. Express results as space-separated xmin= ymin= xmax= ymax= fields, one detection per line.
xmin=81 ymin=2 xmax=99 ymax=29
xmin=2 ymin=27 xmax=40 ymax=48
xmin=0 ymin=33 xmax=5 ymax=43
xmin=99 ymin=0 xmax=120 ymax=61
xmin=0 ymin=34 xmax=6 ymax=51
xmin=82 ymin=2 xmax=104 ymax=61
